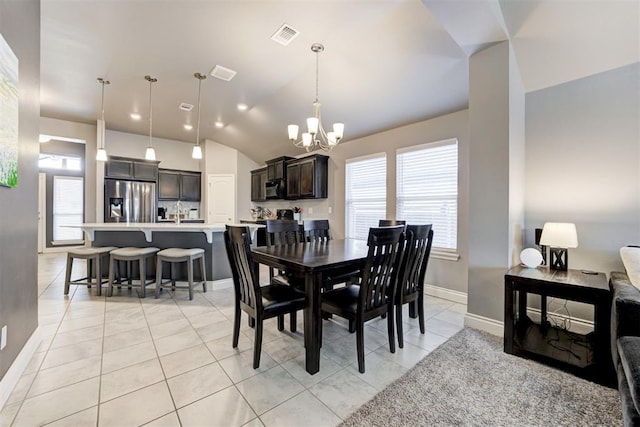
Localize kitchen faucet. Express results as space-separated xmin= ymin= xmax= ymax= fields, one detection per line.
xmin=175 ymin=200 xmax=183 ymax=224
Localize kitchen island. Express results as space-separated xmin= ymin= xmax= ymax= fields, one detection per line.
xmin=73 ymin=223 xmax=262 ymax=281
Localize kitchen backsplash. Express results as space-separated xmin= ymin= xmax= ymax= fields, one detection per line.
xmin=158 ymin=200 xmax=201 ymax=218
xmin=250 ymin=199 xmax=331 ymax=221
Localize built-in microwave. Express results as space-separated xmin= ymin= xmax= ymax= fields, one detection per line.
xmin=265 ymin=179 xmax=284 ymax=199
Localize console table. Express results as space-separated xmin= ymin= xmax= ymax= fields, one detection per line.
xmin=504 ymin=265 xmax=615 ymax=386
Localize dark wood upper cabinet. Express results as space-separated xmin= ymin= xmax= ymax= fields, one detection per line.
xmin=105 ymin=156 xmax=159 ymax=181
xmin=158 ymin=169 xmax=201 ymax=201
xmin=285 ymin=154 xmax=328 ymax=199
xmin=266 ymin=156 xmax=293 ymax=181
xmin=251 ymin=167 xmax=267 ymax=202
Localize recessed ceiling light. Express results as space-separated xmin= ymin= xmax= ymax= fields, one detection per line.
xmin=215 ymin=121 xmax=224 ymax=128
xmin=184 ymin=124 xmax=193 ymax=131
xmin=237 ymin=103 xmax=248 ymax=111
xmin=130 ymin=113 xmax=141 ymax=120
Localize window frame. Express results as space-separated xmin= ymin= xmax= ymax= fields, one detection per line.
xmin=345 ymin=152 xmax=387 ymax=240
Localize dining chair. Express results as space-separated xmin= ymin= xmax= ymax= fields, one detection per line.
xmin=303 ymin=219 xmax=360 ymax=292
xmin=224 ymin=225 xmax=306 ymax=369
xmin=320 ymin=225 xmax=405 ymax=373
xmin=395 ymin=224 xmax=433 ymax=348
xmin=265 ymin=220 xmax=300 ymax=286
xmin=379 ymin=219 xmax=407 ymax=227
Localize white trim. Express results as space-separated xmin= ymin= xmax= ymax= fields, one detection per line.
xmin=344 ymin=151 xmax=386 ymax=164
xmin=464 ymin=313 xmax=504 ymax=336
xmin=430 ymin=249 xmax=460 ymax=262
xmin=209 ymin=278 xmax=233 ymax=291
xmin=42 ymin=244 xmax=85 ymax=254
xmin=396 ymin=137 xmax=458 ymax=155
xmin=0 ymin=327 xmax=41 ymax=412
xmin=423 ymin=284 xmax=467 ymax=305
xmin=51 ymin=239 xmax=85 ymax=246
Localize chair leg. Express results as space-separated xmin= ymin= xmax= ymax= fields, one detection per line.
xmin=348 ymin=320 xmax=356 ymax=333
xmin=187 ymin=259 xmax=194 ymax=301
xmin=155 ymin=258 xmax=163 ymax=299
xmin=253 ymin=318 xmax=263 ymax=369
xmin=356 ymin=321 xmax=365 ymax=373
xmin=95 ymin=256 xmax=102 ymax=297
xmin=248 ymin=316 xmax=255 ymax=328
xmin=396 ymin=302 xmax=404 ymax=349
xmin=418 ymin=294 xmax=425 ymax=334
xmin=200 ymin=256 xmax=207 ymax=292
xmin=64 ymin=254 xmax=73 ymax=295
xmin=277 ymin=314 xmax=284 ymax=331
xmin=290 ymin=311 xmax=297 ymax=333
xmin=387 ymin=304 xmax=396 ymax=354
xmin=139 ymin=257 xmax=146 ymax=298
xmin=232 ymin=304 xmax=241 ymax=348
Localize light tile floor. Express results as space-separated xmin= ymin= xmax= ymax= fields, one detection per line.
xmin=1 ymin=252 xmax=465 ymax=427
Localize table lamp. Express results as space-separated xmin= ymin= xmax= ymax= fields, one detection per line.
xmin=539 ymin=222 xmax=578 ymax=271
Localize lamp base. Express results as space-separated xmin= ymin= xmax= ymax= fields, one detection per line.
xmin=549 ymin=247 xmax=568 ymax=271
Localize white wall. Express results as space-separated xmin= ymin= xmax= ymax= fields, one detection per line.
xmin=525 ymin=63 xmax=640 ymax=274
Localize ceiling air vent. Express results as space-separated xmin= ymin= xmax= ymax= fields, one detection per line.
xmin=271 ymin=23 xmax=299 ymax=46
xmin=210 ymin=65 xmax=237 ymax=82
xmin=179 ymin=102 xmax=193 ymax=111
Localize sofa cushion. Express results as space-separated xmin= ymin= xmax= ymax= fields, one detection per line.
xmin=618 ymin=337 xmax=640 ymax=416
xmin=621 ymin=247 xmax=640 ymax=290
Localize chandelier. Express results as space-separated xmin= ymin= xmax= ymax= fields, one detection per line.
xmin=288 ymin=43 xmax=344 ymax=152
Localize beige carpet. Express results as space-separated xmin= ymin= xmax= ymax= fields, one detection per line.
xmin=341 ymin=328 xmax=622 ymax=426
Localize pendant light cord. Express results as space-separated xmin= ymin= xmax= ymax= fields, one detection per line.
xmin=145 ymin=75 xmax=157 ymax=149
xmin=97 ymin=77 xmax=110 ymax=151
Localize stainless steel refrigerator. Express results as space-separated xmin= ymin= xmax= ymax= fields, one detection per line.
xmin=104 ymin=179 xmax=156 ymax=223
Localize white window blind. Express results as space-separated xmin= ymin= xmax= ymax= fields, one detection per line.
xmin=345 ymin=154 xmax=386 ymax=240
xmin=397 ymin=139 xmax=458 ymax=250
xmin=53 ymin=176 xmax=84 ymax=242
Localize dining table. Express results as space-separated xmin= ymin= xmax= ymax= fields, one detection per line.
xmin=251 ymin=238 xmax=370 ymax=374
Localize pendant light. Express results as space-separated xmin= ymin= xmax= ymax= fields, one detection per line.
xmin=96 ymin=77 xmax=110 ymax=161
xmin=145 ymin=75 xmax=157 ymax=161
xmin=192 ymin=72 xmax=207 ymax=159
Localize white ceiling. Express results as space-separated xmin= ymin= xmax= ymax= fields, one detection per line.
xmin=40 ymin=0 xmax=639 ymax=163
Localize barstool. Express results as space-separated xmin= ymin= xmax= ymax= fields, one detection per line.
xmin=155 ymin=248 xmax=207 ymax=300
xmin=64 ymin=246 xmax=117 ymax=296
xmin=108 ymin=247 xmax=159 ymax=298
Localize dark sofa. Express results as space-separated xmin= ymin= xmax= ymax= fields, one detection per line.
xmin=611 ymin=270 xmax=640 ymax=426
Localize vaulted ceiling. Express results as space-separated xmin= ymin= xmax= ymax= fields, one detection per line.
xmin=40 ymin=0 xmax=639 ymax=163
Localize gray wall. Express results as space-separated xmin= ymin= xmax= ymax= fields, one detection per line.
xmin=0 ymin=0 xmax=40 ymax=380
xmin=525 ymin=63 xmax=640 ymax=274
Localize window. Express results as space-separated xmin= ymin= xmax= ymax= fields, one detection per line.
xmin=397 ymin=138 xmax=458 ymax=251
xmin=39 ymin=154 xmax=81 ymax=171
xmin=53 ymin=176 xmax=84 ymax=243
xmin=345 ymin=154 xmax=386 ymax=240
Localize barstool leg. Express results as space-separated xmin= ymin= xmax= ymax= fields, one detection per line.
xmin=108 ymin=256 xmax=115 ymax=297
xmin=155 ymin=257 xmax=163 ymax=299
xmin=139 ymin=256 xmax=147 ymax=298
xmin=86 ymin=259 xmax=92 ymax=289
xmin=64 ymin=253 xmax=73 ymax=295
xmin=187 ymin=258 xmax=194 ymax=300
xmin=95 ymin=255 xmax=102 ymax=297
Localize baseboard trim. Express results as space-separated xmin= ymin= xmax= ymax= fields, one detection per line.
xmin=209 ymin=278 xmax=233 ymax=291
xmin=464 ymin=313 xmax=503 ymax=337
xmin=0 ymin=327 xmax=41 ymax=412
xmin=423 ymin=284 xmax=467 ymax=305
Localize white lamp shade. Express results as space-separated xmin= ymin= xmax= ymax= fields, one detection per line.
xmin=192 ymin=145 xmax=202 ymax=159
xmin=307 ymin=117 xmax=319 ymax=135
xmin=302 ymin=133 xmax=312 ymax=147
xmin=288 ymin=125 xmax=299 ymax=141
xmin=539 ymin=222 xmax=578 ymax=248
xmin=327 ymin=132 xmax=337 ymax=146
xmin=145 ymin=147 xmax=156 ymax=161
xmin=96 ymin=148 xmax=108 ymax=162
xmin=333 ymin=123 xmax=344 ymax=139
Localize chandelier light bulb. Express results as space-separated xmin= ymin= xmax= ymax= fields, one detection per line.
xmin=333 ymin=123 xmax=344 ymax=140
xmin=302 ymin=133 xmax=312 ymax=147
xmin=327 ymin=132 xmax=337 ymax=146
xmin=307 ymin=117 xmax=319 ymax=135
xmin=288 ymin=125 xmax=299 ymax=141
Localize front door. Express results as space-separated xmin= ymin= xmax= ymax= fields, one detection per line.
xmin=207 ymin=174 xmax=235 ymax=224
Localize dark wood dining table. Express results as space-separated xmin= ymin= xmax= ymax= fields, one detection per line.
xmin=251 ymin=238 xmax=369 ymax=374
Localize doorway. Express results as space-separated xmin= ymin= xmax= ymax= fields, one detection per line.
xmin=207 ymin=174 xmax=235 ymax=224
xmin=38 ymin=172 xmax=46 ymax=253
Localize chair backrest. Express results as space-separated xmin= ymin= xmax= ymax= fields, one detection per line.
xmin=397 ymin=224 xmax=433 ymax=301
xmin=303 ymin=219 xmax=331 ymax=243
xmin=359 ymin=226 xmax=405 ymax=313
xmin=379 ymin=219 xmax=406 ymax=227
xmin=224 ymin=225 xmax=261 ymax=312
xmin=265 ymin=220 xmax=300 ymax=246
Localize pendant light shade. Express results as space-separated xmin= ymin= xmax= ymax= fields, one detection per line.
xmin=145 ymin=75 xmax=157 ymax=161
xmin=96 ymin=77 xmax=110 ymax=161
xmin=192 ymin=72 xmax=207 ymax=159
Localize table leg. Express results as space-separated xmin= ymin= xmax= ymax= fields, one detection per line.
xmin=504 ymin=278 xmax=514 ymax=354
xmin=540 ymin=294 xmax=548 ymax=331
xmin=304 ymin=272 xmax=322 ymax=374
